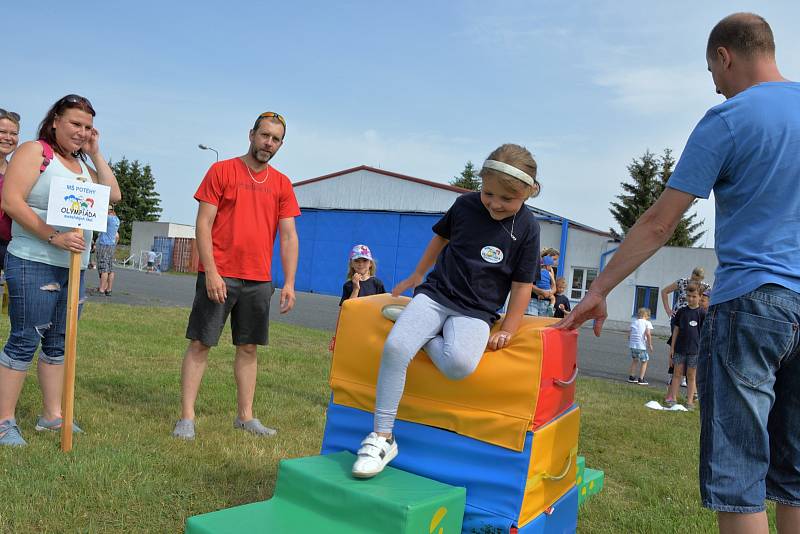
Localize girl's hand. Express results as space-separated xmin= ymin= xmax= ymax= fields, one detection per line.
xmin=83 ymin=128 xmax=100 ymax=157
xmin=487 ymin=330 xmax=513 ymax=351
xmin=351 ymin=273 xmax=362 ymax=290
xmin=391 ymin=273 xmax=423 ymax=297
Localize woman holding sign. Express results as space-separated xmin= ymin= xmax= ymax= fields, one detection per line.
xmin=0 ymin=95 xmax=120 ymax=446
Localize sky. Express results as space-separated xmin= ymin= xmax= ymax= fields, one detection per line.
xmin=5 ymin=1 xmax=800 ymax=247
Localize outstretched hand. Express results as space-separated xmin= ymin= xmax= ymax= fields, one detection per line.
xmin=391 ymin=274 xmax=423 ymax=297
xmin=553 ymin=290 xmax=607 ymax=337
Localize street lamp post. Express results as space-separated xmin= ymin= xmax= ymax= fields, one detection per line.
xmin=198 ymin=144 xmax=219 ymax=162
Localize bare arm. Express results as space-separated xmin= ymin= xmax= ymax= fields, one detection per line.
xmin=487 ymin=281 xmax=534 ymax=350
xmin=661 ymin=281 xmax=679 ymax=318
xmin=391 ymin=235 xmax=448 ymax=296
xmin=555 ymin=188 xmax=697 ymax=335
xmin=83 ymin=128 xmax=122 ymax=203
xmin=278 ymin=217 xmax=299 ymax=313
xmin=195 ymin=201 xmax=226 ymax=303
xmin=1 ymin=142 xmax=85 ymax=252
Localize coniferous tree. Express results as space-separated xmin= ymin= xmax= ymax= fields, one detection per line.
xmin=110 ymin=158 xmax=162 ymax=244
xmin=450 ymin=161 xmax=481 ymax=190
xmin=610 ymin=149 xmax=705 ymax=247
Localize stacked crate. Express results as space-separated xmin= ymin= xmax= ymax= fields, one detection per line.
xmin=322 ymin=294 xmax=582 ymax=533
xmin=172 ymin=237 xmax=199 ymax=273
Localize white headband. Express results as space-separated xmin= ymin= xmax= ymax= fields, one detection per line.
xmin=482 ymin=159 xmax=535 ymax=187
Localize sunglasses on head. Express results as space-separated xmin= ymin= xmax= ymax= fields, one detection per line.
xmin=0 ymin=108 xmax=21 ymax=122
xmin=257 ymin=111 xmax=286 ymax=129
xmin=58 ymin=94 xmax=95 ymax=116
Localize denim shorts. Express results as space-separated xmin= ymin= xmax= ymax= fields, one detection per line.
xmin=630 ymin=348 xmax=649 ymax=362
xmin=185 ymin=272 xmax=274 ymax=347
xmin=672 ymin=352 xmax=698 ymax=369
xmin=698 ymin=284 xmax=800 ymax=513
xmin=0 ymin=254 xmax=85 ymax=371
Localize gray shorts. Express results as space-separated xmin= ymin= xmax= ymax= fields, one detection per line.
xmin=96 ymin=244 xmax=115 ymax=273
xmin=185 ymin=272 xmax=274 ymax=347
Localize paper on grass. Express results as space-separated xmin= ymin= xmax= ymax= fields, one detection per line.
xmin=645 ymin=400 xmax=688 ymax=411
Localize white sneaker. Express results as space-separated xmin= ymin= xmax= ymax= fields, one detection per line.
xmin=381 ymin=304 xmax=406 ymax=322
xmin=681 ymin=377 xmax=688 ymax=387
xmin=352 ymin=432 xmax=398 ymax=479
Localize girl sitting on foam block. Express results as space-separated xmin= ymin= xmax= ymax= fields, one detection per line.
xmin=352 ymin=144 xmax=542 ymax=478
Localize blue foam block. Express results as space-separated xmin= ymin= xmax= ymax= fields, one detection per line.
xmin=518 ymin=485 xmax=578 ymax=534
xmin=321 ymin=401 xmax=532 ymax=524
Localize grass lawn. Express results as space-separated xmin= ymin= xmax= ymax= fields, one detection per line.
xmin=0 ymin=303 xmax=777 ymax=533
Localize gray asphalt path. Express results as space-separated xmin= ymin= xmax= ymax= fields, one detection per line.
xmin=89 ymin=268 xmax=673 ymax=387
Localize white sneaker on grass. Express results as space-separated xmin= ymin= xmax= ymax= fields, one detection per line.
xmin=352 ymin=432 xmax=398 ymax=479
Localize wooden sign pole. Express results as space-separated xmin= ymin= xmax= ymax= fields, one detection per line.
xmin=60 ymin=228 xmax=83 ymax=452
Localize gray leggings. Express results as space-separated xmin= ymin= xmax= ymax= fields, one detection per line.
xmin=374 ymin=293 xmax=490 ymax=433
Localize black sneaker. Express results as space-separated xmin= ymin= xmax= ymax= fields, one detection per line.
xmin=637 ymin=378 xmax=649 ymax=385
xmin=627 ymin=376 xmax=637 ymax=383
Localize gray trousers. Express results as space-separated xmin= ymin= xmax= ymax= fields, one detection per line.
xmin=374 ymin=293 xmax=490 ymax=433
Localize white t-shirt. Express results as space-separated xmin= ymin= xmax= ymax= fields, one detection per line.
xmin=629 ymin=318 xmax=653 ymax=350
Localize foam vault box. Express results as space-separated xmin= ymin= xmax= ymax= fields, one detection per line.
xmin=185 ymin=452 xmax=465 ymax=534
xmin=330 ymin=294 xmax=578 ymax=451
xmin=322 ymin=402 xmax=580 ymax=529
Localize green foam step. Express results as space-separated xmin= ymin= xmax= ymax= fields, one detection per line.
xmin=576 ymin=455 xmax=586 ymax=486
xmin=578 ymin=467 xmax=605 ymax=505
xmin=185 ymin=451 xmax=466 ymax=534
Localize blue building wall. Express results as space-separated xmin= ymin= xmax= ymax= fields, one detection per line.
xmin=271 ymin=209 xmax=442 ymax=297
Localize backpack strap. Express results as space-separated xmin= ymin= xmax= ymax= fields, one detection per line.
xmin=37 ymin=140 xmax=54 ymax=174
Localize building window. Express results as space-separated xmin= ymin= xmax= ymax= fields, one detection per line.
xmin=634 ymin=285 xmax=659 ymax=319
xmin=570 ymin=267 xmax=597 ymax=300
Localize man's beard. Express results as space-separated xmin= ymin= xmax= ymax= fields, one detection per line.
xmin=251 ymin=147 xmax=272 ymax=164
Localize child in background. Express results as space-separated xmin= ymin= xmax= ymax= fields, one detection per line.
xmin=701 ymin=290 xmax=710 ymax=310
xmin=553 ymin=277 xmax=571 ymax=318
xmin=666 ymin=283 xmax=706 ymax=409
xmin=339 ymin=244 xmax=386 ymax=305
xmin=532 ymin=255 xmax=556 ymax=316
xmin=627 ymin=307 xmax=654 ymax=384
xmin=351 ymin=143 xmax=541 ymax=478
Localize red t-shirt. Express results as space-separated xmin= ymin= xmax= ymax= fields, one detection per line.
xmin=194 ymin=158 xmax=300 ymax=281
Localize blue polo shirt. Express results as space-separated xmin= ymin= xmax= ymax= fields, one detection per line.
xmin=667 ymin=82 xmax=800 ymax=305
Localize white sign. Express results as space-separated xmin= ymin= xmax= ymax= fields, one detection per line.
xmin=46 ymin=176 xmax=111 ymax=232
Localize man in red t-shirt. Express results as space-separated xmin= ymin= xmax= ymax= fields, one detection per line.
xmin=173 ymin=112 xmax=300 ymax=441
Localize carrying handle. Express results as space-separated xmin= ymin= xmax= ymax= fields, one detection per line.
xmin=553 ymin=366 xmax=579 ymax=387
xmin=542 ymin=450 xmax=575 ymax=482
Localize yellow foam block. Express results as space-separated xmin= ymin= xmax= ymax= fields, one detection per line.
xmin=519 ymin=407 xmax=580 ymax=526
xmin=330 ymin=294 xmax=578 ymax=451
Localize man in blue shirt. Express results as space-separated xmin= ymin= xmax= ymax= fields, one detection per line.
xmin=559 ymin=13 xmax=800 ymax=534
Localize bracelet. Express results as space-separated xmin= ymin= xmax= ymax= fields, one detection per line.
xmin=47 ymin=230 xmax=60 ymax=244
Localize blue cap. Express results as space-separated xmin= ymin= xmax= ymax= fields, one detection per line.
xmin=542 ymin=256 xmax=554 ymax=266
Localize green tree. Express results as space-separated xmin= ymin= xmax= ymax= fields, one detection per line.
xmin=610 ymin=148 xmax=705 ymax=247
xmin=450 ymin=161 xmax=481 ymax=190
xmin=110 ymin=158 xmax=162 ymax=244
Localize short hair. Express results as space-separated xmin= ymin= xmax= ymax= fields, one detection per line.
xmin=556 ymin=277 xmax=567 ymax=285
xmin=479 ymin=143 xmax=539 ymax=199
xmin=686 ymin=281 xmax=702 ymax=294
xmin=252 ymin=114 xmax=286 ymax=139
xmin=637 ymin=307 xmax=651 ymax=319
xmin=707 ymin=13 xmax=775 ymax=59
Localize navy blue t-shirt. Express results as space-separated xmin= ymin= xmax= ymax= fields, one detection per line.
xmin=415 ymin=192 xmax=540 ymax=325
xmin=673 ymin=305 xmax=706 ymax=356
xmin=554 ymin=294 xmax=571 ymax=318
xmin=339 ymin=277 xmax=386 ymax=306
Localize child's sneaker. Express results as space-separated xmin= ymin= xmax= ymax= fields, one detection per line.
xmin=637 ymin=378 xmax=649 ymax=385
xmin=352 ymin=432 xmax=398 ymax=479
xmin=681 ymin=377 xmax=688 ymax=387
xmin=627 ymin=376 xmax=637 ymax=383
xmin=381 ymin=305 xmax=406 ymax=323
xmin=664 ymin=398 xmax=676 ymax=408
